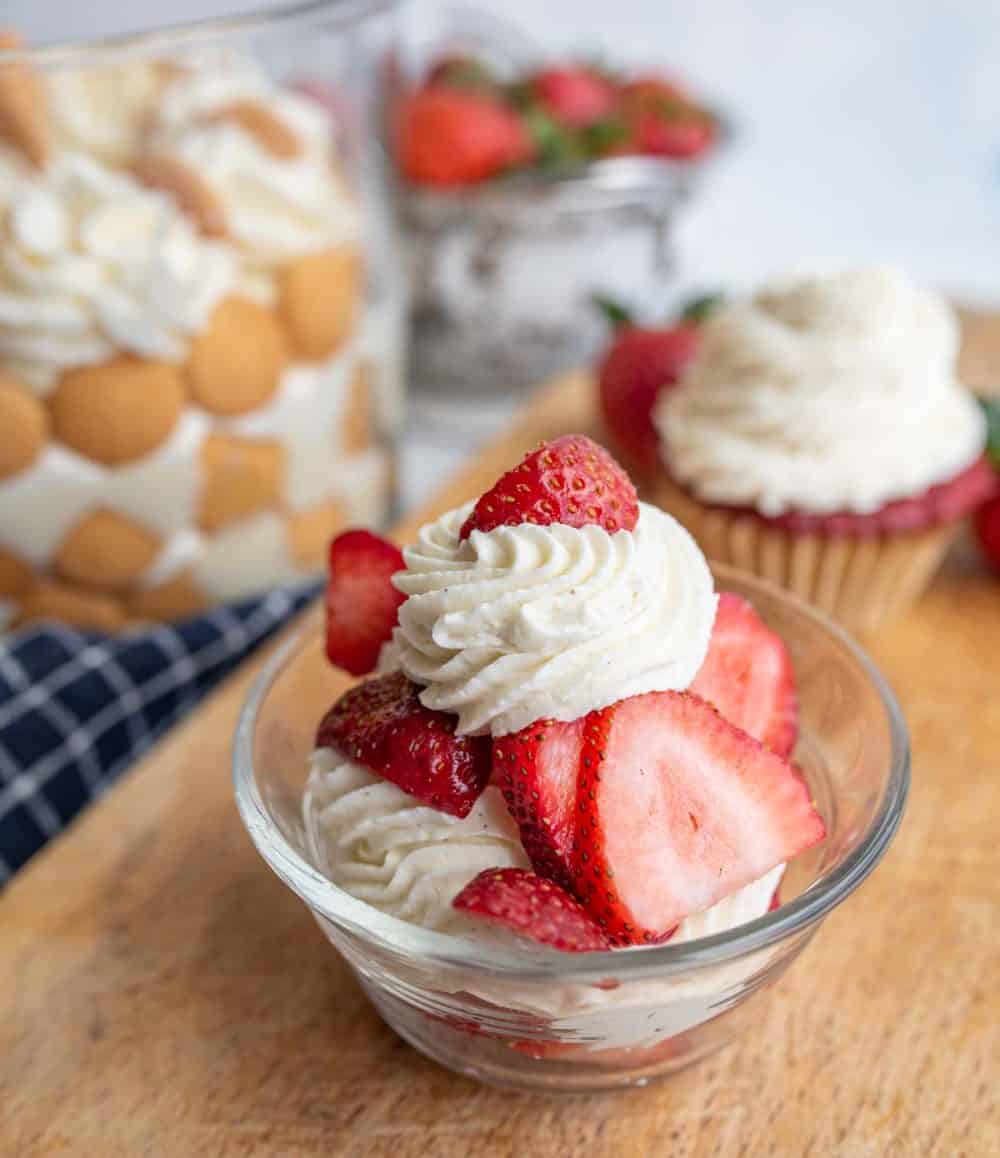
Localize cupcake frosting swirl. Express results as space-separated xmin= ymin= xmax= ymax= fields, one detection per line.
xmin=388 ymin=501 xmax=717 ymax=736
xmin=656 ymin=267 xmax=987 ymax=515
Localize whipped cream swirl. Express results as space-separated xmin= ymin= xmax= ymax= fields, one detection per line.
xmin=387 ymin=501 xmax=716 ymax=736
xmin=656 ymin=267 xmax=987 ymax=515
xmin=303 ymin=748 xmax=529 ymax=934
xmin=0 ymin=153 xmax=234 ymax=390
xmin=151 ymin=63 xmax=359 ymax=265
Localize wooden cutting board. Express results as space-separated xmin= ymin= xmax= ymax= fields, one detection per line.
xmin=2 ymin=364 xmax=999 ymax=1158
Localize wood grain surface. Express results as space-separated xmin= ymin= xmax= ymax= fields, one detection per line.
xmin=2 ymin=336 xmax=999 ymax=1157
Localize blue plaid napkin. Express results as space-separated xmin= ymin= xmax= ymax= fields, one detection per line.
xmin=0 ymin=582 xmax=319 ymax=884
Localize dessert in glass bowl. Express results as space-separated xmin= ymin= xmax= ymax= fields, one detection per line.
xmin=389 ymin=23 xmax=722 ymax=412
xmin=234 ymin=435 xmax=908 ymax=1092
xmin=597 ymin=268 xmax=994 ymax=633
xmin=0 ymin=12 xmax=403 ymax=634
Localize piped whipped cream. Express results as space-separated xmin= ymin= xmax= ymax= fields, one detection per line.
xmin=304 ymin=748 xmax=530 ymax=935
xmin=386 ymin=501 xmax=717 ymax=737
xmin=303 ymin=750 xmax=783 ymax=942
xmin=0 ymin=153 xmax=234 ymax=391
xmin=656 ymin=267 xmax=987 ymax=516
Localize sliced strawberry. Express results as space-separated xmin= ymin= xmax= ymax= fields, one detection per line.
xmin=690 ymin=592 xmax=798 ymax=758
xmin=324 ymin=529 xmax=405 ymax=676
xmin=597 ymin=324 xmax=699 ymax=473
xmin=572 ymin=691 xmax=825 ymax=945
xmin=396 ymin=88 xmax=534 ymax=188
xmin=316 ymin=672 xmax=490 ymax=818
xmin=459 ymin=434 xmax=639 ymax=539
xmin=493 ymin=718 xmax=584 ymax=890
xmin=532 ymin=67 xmax=617 ymax=127
xmin=452 ymin=867 xmax=610 ymax=952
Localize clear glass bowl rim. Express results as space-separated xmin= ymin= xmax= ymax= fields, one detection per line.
xmin=233 ymin=563 xmax=909 ymax=983
xmin=0 ymin=0 xmax=399 ymax=67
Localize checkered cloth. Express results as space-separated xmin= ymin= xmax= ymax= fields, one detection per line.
xmin=0 ymin=582 xmax=319 ymax=884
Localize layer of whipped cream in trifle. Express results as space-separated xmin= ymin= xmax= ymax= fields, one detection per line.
xmin=301 ymin=435 xmax=825 ymax=1035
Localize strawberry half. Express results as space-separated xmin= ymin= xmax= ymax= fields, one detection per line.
xmin=572 ymin=691 xmax=825 ymax=945
xmin=316 ymin=672 xmax=491 ymax=817
xmin=459 ymin=434 xmax=639 ymax=539
xmin=452 ymin=867 xmax=610 ymax=952
xmin=396 ymin=88 xmax=534 ymax=188
xmin=597 ymin=324 xmax=699 ymax=473
xmin=493 ymin=718 xmax=585 ymax=891
xmin=324 ymin=529 xmax=405 ymax=676
xmin=690 ymin=592 xmax=798 ymax=758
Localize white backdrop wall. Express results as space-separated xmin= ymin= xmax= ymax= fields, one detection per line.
xmin=7 ymin=0 xmax=999 ymax=304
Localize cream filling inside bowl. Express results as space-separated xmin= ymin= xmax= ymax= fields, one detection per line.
xmin=302 ymin=749 xmax=786 ymax=1041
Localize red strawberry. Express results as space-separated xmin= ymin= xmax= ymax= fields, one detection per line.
xmin=532 ymin=67 xmax=617 ymax=127
xmin=597 ymin=324 xmax=699 ymax=473
xmin=690 ymin=592 xmax=798 ymax=758
xmin=493 ymin=718 xmax=585 ymax=890
xmin=633 ymin=112 xmax=716 ymax=159
xmin=621 ymin=75 xmax=687 ymax=107
xmin=316 ymin=672 xmax=491 ymax=818
xmin=974 ymin=495 xmax=1000 ymax=572
xmin=459 ymin=434 xmax=639 ymax=539
xmin=324 ymin=530 xmax=405 ymax=676
xmin=572 ymin=691 xmax=825 ymax=945
xmin=452 ymin=867 xmax=610 ymax=952
xmin=396 ymin=88 xmax=534 ymax=188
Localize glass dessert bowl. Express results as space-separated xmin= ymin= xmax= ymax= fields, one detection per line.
xmin=234 ymin=562 xmax=908 ymax=1094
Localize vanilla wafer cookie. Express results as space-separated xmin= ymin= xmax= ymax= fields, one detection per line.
xmin=187 ymin=297 xmax=288 ymax=416
xmin=50 ymin=357 xmax=186 ymax=466
xmin=0 ymin=374 xmax=48 ymax=478
xmin=127 ymin=571 xmax=208 ymax=622
xmin=16 ymin=582 xmax=126 ymax=631
xmin=204 ymin=100 xmax=302 ymax=159
xmin=198 ymin=434 xmax=284 ymax=532
xmin=53 ymin=508 xmax=161 ymax=592
xmin=133 ymin=150 xmax=228 ymax=238
xmin=287 ymin=498 xmax=349 ymax=568
xmin=280 ymin=247 xmax=361 ymax=360
xmin=0 ymin=30 xmax=49 ymax=167
xmin=0 ymin=545 xmax=34 ymax=599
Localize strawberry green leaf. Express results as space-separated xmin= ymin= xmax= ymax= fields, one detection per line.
xmin=678 ymin=292 xmax=725 ymax=325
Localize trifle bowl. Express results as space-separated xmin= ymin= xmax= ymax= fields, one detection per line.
xmin=234 ymin=563 xmax=908 ymax=1094
xmin=0 ymin=1 xmax=406 ymax=633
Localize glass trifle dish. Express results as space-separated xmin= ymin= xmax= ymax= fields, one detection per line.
xmin=0 ymin=4 xmax=405 ymax=634
xmin=235 ymin=435 xmax=909 ymax=1092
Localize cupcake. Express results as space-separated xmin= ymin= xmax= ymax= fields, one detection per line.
xmin=647 ymin=267 xmax=992 ymax=632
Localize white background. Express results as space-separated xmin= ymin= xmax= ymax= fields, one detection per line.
xmin=10 ymin=0 xmax=999 ymax=500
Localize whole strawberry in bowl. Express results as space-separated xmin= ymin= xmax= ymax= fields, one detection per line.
xmin=235 ymin=436 xmax=908 ymax=1093
xmin=391 ymin=30 xmax=725 ymax=409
